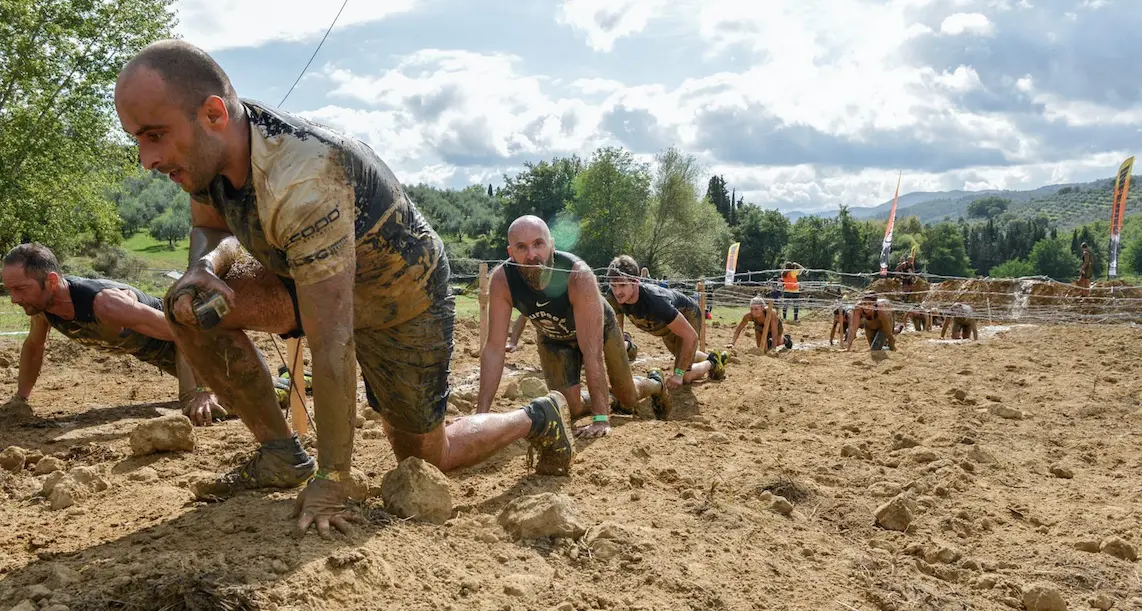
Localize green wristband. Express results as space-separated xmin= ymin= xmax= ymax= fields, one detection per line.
xmin=673 ymin=368 xmax=685 ymax=377
xmin=592 ymin=414 xmax=609 ymax=423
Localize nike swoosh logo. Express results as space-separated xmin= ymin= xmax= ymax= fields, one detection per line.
xmin=537 ymin=301 xmax=550 ymax=307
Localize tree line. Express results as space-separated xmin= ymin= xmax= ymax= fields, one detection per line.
xmin=2 ymin=0 xmax=1140 ymax=285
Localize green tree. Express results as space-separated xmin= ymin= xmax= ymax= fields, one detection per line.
xmin=784 ymin=216 xmax=836 ymax=272
xmin=704 ymin=175 xmax=731 ymax=224
xmin=635 ymin=147 xmax=707 ymax=274
xmin=0 ymin=0 xmax=177 ymax=255
xmin=989 ymin=258 xmax=1035 ymax=278
xmin=148 ymin=197 xmax=189 ymax=249
xmin=496 ymin=156 xmax=583 ymax=241
xmin=966 ymin=196 xmax=1010 ymax=219
xmin=568 ymin=147 xmax=651 ymax=266
xmin=1125 ymin=235 xmax=1142 ymax=276
xmin=923 ymin=222 xmax=973 ymax=277
xmin=732 ymin=206 xmax=789 ymax=273
xmin=1029 ymin=237 xmax=1081 ymax=281
xmin=835 ymin=206 xmax=867 ymax=273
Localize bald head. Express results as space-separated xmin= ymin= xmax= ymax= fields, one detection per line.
xmin=507 ymin=215 xmax=551 ymax=242
xmin=117 ymin=39 xmax=240 ymax=117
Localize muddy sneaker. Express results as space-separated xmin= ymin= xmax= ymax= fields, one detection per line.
xmin=190 ymin=436 xmax=316 ymax=501
xmin=624 ymin=332 xmax=638 ymax=362
xmin=647 ymin=369 xmax=673 ymax=420
xmin=526 ymin=392 xmax=574 ymax=476
xmin=783 ymin=334 xmax=793 ymax=350
xmin=272 ymin=376 xmax=294 ymax=410
xmin=707 ymin=352 xmax=726 ymax=380
xmin=277 ymin=365 xmax=313 ymax=393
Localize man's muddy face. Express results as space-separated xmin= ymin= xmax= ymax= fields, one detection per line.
xmin=115 ymin=67 xmax=227 ymax=194
xmin=609 ymin=279 xmax=638 ymax=304
xmin=1 ymin=265 xmax=55 ymax=316
xmin=750 ymin=304 xmax=765 ymax=319
xmin=507 ymin=224 xmax=554 ymax=288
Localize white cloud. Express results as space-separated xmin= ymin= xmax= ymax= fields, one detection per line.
xmin=174 ymin=0 xmax=421 ymax=51
xmin=939 ymin=12 xmax=994 ymax=36
xmin=556 ymin=0 xmax=669 ymax=52
xmin=279 ymin=0 xmax=1142 ymax=213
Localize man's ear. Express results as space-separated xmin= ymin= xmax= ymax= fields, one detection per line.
xmin=43 ymin=271 xmax=60 ymax=292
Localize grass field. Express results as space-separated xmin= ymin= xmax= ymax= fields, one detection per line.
xmin=122 ymin=232 xmax=190 ymax=269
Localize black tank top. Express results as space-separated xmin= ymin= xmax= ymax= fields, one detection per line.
xmin=503 ymin=250 xmax=582 ymax=342
xmin=43 ymin=276 xmax=174 ymax=368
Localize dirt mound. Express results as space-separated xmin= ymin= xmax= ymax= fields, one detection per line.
xmin=0 ymin=320 xmax=1141 ymax=610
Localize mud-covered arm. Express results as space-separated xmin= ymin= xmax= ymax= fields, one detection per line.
xmin=188 ymin=199 xmax=244 ymax=277
xmin=830 ymin=317 xmax=839 ymax=344
xmin=570 ymin=263 xmax=609 ymax=417
xmin=940 ymin=314 xmax=951 ymax=339
xmin=665 ymin=313 xmax=698 ymax=372
xmin=477 ymin=268 xmax=513 ymax=413
xmin=845 ymin=310 xmax=863 ymax=349
xmin=92 ymin=288 xmax=174 ymax=341
xmin=507 ymin=312 xmax=528 ymax=350
xmin=274 ymin=178 xmax=358 ymax=478
xmin=880 ymin=307 xmax=897 ymax=350
xmin=730 ymin=313 xmax=750 ymax=346
xmin=15 ymin=315 xmax=50 ymax=399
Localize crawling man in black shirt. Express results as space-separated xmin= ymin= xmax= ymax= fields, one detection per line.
xmin=605 ymin=255 xmax=726 ymax=388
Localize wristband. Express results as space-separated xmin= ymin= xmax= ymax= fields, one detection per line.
xmin=592 ymin=414 xmax=609 ymax=423
xmin=673 ymin=368 xmax=685 ymax=377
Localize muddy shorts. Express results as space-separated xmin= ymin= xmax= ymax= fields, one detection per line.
xmin=659 ymin=305 xmax=702 ymax=357
xmin=868 ymin=328 xmax=887 ymax=350
xmin=139 ymin=342 xmax=179 ymax=377
xmin=952 ymin=319 xmax=971 ymax=338
xmin=536 ymin=304 xmax=636 ymax=401
xmin=753 ymin=318 xmax=785 ymax=349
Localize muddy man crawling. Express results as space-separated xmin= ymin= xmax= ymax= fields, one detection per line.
xmin=844 ymin=293 xmax=896 ymax=352
xmin=728 ymin=296 xmax=793 ymax=353
xmin=940 ymin=303 xmax=978 ymax=340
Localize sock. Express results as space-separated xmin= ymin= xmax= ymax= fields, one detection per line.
xmin=521 ymin=400 xmax=550 ymax=438
xmin=262 ymin=433 xmax=310 ymax=465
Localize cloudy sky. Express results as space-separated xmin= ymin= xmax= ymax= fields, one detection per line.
xmin=173 ymin=0 xmax=1141 ymax=214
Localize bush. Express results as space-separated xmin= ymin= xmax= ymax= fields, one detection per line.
xmin=989 ymin=258 xmax=1035 ymax=278
xmin=1029 ymin=237 xmax=1081 ymax=281
xmin=91 ymin=246 xmax=146 ymax=280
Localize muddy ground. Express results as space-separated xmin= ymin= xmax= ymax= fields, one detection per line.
xmin=0 ymin=314 xmax=1139 ymax=611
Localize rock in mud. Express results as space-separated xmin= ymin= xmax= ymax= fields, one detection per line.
xmin=498 ymin=493 xmax=587 ymax=539
xmin=1049 ymin=464 xmax=1074 ymax=479
xmin=126 ymin=467 xmax=158 ymax=483
xmin=841 ymin=444 xmax=868 ymax=459
xmin=770 ymin=496 xmax=794 ymax=516
xmin=502 ymin=573 xmax=544 ymax=597
xmin=518 ymin=377 xmax=548 ymax=399
xmin=380 ymin=457 xmax=452 ymax=524
xmin=34 ymin=456 xmax=65 ymax=476
xmin=129 ymin=415 xmax=195 ymax=456
xmin=1073 ymin=540 xmax=1101 ymax=553
xmin=43 ymin=563 xmax=81 ymax=589
xmin=874 ymin=494 xmax=915 ymax=531
xmin=502 ymin=381 xmax=521 ymax=400
xmin=41 ymin=466 xmax=108 ymax=510
xmin=1087 ymin=593 xmax=1115 ymax=610
xmin=348 ymin=467 xmax=374 ymax=501
xmin=0 ymin=446 xmax=27 ymax=472
xmin=1022 ymin=582 xmax=1067 ymax=611
xmin=989 ymin=404 xmax=1024 ymax=420
xmin=1100 ymin=536 xmax=1137 ymax=562
xmin=968 ymin=447 xmax=998 ymax=464
xmin=9 ymin=599 xmax=36 ymax=611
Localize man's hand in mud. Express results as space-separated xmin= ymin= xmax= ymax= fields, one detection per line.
xmin=293 ymin=477 xmax=364 ymax=539
xmin=182 ymin=391 xmax=227 ymax=426
xmin=666 ymin=373 xmax=684 ymax=390
xmin=506 ymin=341 xmax=518 ymax=353
xmin=166 ymin=262 xmax=235 ymax=328
xmin=574 ymin=420 xmax=612 ymax=439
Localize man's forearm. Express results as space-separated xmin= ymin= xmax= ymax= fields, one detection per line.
xmin=16 ymin=344 xmax=44 ymax=399
xmin=582 ymin=349 xmax=610 ymax=415
xmin=476 ymin=347 xmax=507 ymax=412
xmin=189 ymin=227 xmax=242 ymax=276
xmin=174 ymin=352 xmax=199 ymax=399
xmin=310 ymin=329 xmax=357 ymax=475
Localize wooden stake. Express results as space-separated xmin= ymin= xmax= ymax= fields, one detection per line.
xmin=697 ymin=281 xmax=707 ymax=353
xmin=986 ymin=296 xmax=993 ymax=325
xmin=478 ymin=262 xmax=490 ymax=351
xmin=286 ymin=336 xmax=307 ymax=437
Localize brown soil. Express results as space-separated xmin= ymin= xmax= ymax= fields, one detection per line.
xmin=0 ymin=315 xmax=1140 ymax=610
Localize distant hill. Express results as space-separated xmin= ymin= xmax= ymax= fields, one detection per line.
xmin=783 ymin=176 xmax=1142 ymax=229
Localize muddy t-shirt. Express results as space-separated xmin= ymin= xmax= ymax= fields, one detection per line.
xmin=606 ymin=283 xmax=696 ymax=337
xmin=42 ymin=276 xmax=176 ymax=374
xmin=503 ymin=251 xmax=582 ymax=342
xmin=192 ymin=99 xmax=447 ymax=329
